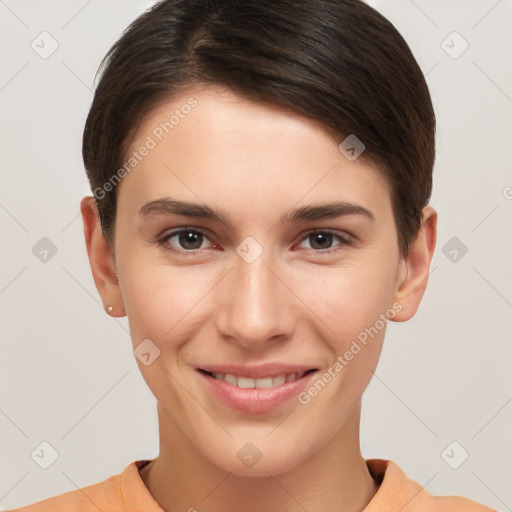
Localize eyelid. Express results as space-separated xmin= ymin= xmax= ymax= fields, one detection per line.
xmin=294 ymin=229 xmax=353 ymax=253
xmin=157 ymin=226 xmax=354 ymax=256
xmin=156 ymin=227 xmax=216 ymax=253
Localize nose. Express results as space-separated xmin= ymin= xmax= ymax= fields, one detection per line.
xmin=214 ymin=246 xmax=297 ymax=351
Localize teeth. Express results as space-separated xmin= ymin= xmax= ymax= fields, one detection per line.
xmin=254 ymin=377 xmax=274 ymax=388
xmin=238 ymin=376 xmax=255 ymax=389
xmin=210 ymin=371 xmax=309 ymax=388
xmin=224 ymin=373 xmax=238 ymax=386
xmin=272 ymin=375 xmax=286 ymax=386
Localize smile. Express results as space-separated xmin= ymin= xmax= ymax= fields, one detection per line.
xmin=203 ymin=369 xmax=316 ymax=389
xmin=197 ymin=367 xmax=319 ymax=414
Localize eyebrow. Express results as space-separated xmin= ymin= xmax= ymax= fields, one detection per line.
xmin=138 ymin=197 xmax=375 ymax=225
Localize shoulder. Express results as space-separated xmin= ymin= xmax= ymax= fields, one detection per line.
xmin=427 ymin=494 xmax=497 ymax=511
xmin=10 ymin=469 xmax=124 ymax=512
xmin=366 ymin=458 xmax=496 ymax=511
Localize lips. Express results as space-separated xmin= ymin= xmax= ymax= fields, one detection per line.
xmin=195 ymin=363 xmax=319 ymax=414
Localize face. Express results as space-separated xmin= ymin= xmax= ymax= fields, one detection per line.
xmin=88 ymin=85 xmax=427 ymax=477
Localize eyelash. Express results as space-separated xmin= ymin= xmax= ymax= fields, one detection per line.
xmin=156 ymin=228 xmax=353 ymax=256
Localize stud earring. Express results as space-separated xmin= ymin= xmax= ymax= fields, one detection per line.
xmin=106 ymin=306 xmax=113 ymax=313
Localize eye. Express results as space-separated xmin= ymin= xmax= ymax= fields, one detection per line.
xmin=296 ymin=230 xmax=352 ymax=253
xmin=156 ymin=228 xmax=353 ymax=256
xmin=157 ymin=228 xmax=215 ymax=252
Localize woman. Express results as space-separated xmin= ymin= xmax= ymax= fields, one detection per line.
xmin=14 ymin=0 xmax=495 ymax=510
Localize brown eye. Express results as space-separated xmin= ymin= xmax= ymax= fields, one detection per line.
xmin=159 ymin=229 xmax=212 ymax=252
xmin=297 ymin=230 xmax=352 ymax=253
xmin=308 ymin=232 xmax=334 ymax=250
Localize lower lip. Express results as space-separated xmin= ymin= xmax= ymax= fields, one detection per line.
xmin=196 ymin=369 xmax=318 ymax=414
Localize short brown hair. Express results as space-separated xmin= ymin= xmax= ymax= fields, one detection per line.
xmin=82 ymin=0 xmax=435 ymax=258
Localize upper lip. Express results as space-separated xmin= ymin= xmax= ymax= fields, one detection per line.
xmin=197 ymin=363 xmax=318 ymax=379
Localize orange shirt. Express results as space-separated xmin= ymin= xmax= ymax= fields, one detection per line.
xmin=11 ymin=458 xmax=496 ymax=511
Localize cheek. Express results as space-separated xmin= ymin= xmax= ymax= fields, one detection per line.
xmin=296 ymin=263 xmax=394 ymax=414
xmin=118 ymin=255 xmax=215 ymax=349
xmin=300 ymin=257 xmax=396 ymax=344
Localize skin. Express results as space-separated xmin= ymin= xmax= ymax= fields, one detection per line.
xmin=81 ymin=84 xmax=437 ymax=512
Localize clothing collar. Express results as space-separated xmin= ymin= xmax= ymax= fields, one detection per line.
xmin=121 ymin=458 xmax=429 ymax=511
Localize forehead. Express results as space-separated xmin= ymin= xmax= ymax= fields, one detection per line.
xmin=117 ymin=85 xmax=393 ymax=222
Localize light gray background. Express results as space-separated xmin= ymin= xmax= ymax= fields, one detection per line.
xmin=1 ymin=0 xmax=511 ymax=510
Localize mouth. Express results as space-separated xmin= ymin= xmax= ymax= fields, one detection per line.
xmin=196 ymin=366 xmax=319 ymax=414
xmin=198 ymin=368 xmax=318 ymax=389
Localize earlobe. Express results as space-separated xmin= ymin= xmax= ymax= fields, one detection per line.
xmin=80 ymin=196 xmax=126 ymax=317
xmin=390 ymin=205 xmax=437 ymax=322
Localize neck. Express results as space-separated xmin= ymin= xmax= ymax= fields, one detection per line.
xmin=140 ymin=400 xmax=379 ymax=512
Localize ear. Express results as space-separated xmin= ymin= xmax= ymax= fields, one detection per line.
xmin=80 ymin=196 xmax=126 ymax=317
xmin=390 ymin=205 xmax=437 ymax=322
